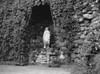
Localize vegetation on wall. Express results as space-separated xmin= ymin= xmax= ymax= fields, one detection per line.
xmin=0 ymin=0 xmax=100 ymax=74
xmin=0 ymin=0 xmax=33 ymax=62
xmin=51 ymin=0 xmax=100 ymax=74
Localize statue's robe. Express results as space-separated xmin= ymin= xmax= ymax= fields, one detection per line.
xmin=43 ymin=28 xmax=50 ymax=48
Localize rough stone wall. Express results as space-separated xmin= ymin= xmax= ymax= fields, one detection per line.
xmin=0 ymin=1 xmax=100 ymax=72
xmin=0 ymin=0 xmax=50 ymax=61
xmin=0 ymin=0 xmax=83 ymax=62
xmin=0 ymin=0 xmax=65 ymax=62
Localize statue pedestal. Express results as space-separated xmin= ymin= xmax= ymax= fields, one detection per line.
xmin=36 ymin=48 xmax=52 ymax=64
xmin=36 ymin=53 xmax=47 ymax=63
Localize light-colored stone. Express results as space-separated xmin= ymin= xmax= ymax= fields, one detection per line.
xmin=80 ymin=34 xmax=86 ymax=38
xmin=73 ymin=14 xmax=78 ymax=19
xmin=80 ymin=27 xmax=85 ymax=31
xmin=83 ymin=2 xmax=88 ymax=6
xmin=92 ymin=11 xmax=99 ymax=19
xmin=77 ymin=32 xmax=81 ymax=35
xmin=84 ymin=39 xmax=91 ymax=43
xmin=74 ymin=40 xmax=85 ymax=44
xmin=80 ymin=24 xmax=85 ymax=26
xmin=91 ymin=20 xmax=100 ymax=28
xmin=83 ymin=14 xmax=93 ymax=19
xmin=78 ymin=17 xmax=84 ymax=22
xmin=87 ymin=11 xmax=93 ymax=14
xmin=96 ymin=0 xmax=99 ymax=3
xmin=83 ymin=31 xmax=87 ymax=34
xmin=91 ymin=4 xmax=95 ymax=7
xmin=92 ymin=7 xmax=98 ymax=11
xmin=82 ymin=9 xmax=87 ymax=13
xmin=91 ymin=16 xmax=100 ymax=23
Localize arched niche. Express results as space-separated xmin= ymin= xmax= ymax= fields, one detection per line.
xmin=24 ymin=3 xmax=54 ymax=47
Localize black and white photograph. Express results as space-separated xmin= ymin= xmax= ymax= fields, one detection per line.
xmin=0 ymin=0 xmax=100 ymax=74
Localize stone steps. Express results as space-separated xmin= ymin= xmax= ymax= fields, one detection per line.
xmin=36 ymin=48 xmax=51 ymax=63
xmin=36 ymin=53 xmax=47 ymax=63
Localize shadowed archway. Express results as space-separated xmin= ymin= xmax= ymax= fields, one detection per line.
xmin=24 ymin=3 xmax=54 ymax=47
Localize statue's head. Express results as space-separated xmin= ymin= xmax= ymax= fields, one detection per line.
xmin=45 ymin=27 xmax=48 ymax=30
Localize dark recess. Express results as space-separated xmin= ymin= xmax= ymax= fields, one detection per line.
xmin=24 ymin=3 xmax=55 ymax=48
xmin=25 ymin=3 xmax=53 ymax=39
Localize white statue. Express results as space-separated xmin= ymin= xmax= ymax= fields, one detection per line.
xmin=59 ymin=51 xmax=65 ymax=60
xmin=43 ymin=27 xmax=50 ymax=48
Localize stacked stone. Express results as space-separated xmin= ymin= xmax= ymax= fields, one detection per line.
xmin=74 ymin=1 xmax=100 ymax=45
xmin=36 ymin=51 xmax=47 ymax=63
xmin=72 ymin=1 xmax=100 ymax=64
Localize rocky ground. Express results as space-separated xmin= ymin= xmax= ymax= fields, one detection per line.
xmin=0 ymin=65 xmax=71 ymax=74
